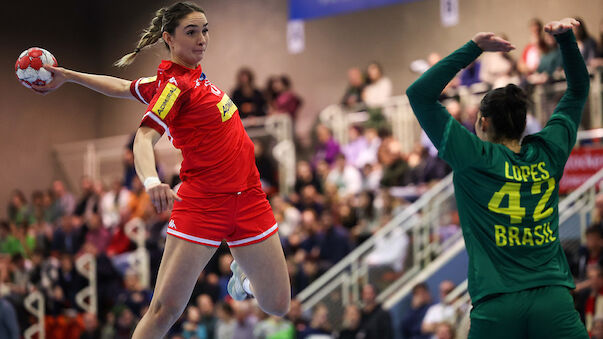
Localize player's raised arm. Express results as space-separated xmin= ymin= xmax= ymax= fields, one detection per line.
xmin=543 ymin=18 xmax=590 ymax=138
xmin=405 ymin=33 xmax=514 ymax=149
xmin=30 ymin=65 xmax=136 ymax=99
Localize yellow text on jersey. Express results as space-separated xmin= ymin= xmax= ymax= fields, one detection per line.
xmin=217 ymin=94 xmax=237 ymax=122
xmin=152 ymin=83 xmax=181 ymax=119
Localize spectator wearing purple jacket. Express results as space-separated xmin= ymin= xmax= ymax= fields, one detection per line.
xmin=313 ymin=124 xmax=341 ymax=167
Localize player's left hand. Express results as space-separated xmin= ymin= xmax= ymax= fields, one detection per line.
xmin=472 ymin=32 xmax=515 ymax=53
xmin=147 ymin=183 xmax=182 ymax=213
xmin=544 ymin=18 xmax=579 ymax=36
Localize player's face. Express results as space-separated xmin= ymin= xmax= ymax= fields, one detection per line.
xmin=167 ymin=11 xmax=209 ymax=68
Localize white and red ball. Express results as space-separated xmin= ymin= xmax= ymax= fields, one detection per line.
xmin=15 ymin=47 xmax=58 ymax=88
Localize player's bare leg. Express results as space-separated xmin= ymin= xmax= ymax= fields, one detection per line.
xmin=132 ymin=236 xmax=217 ymax=338
xmin=229 ymin=233 xmax=290 ymax=316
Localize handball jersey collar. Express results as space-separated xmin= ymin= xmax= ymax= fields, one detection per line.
xmin=158 ymin=60 xmax=202 ymax=73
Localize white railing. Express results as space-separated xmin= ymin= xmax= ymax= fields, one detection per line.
xmin=23 ymin=290 xmax=45 ymax=339
xmin=297 ymin=174 xmax=457 ymax=317
xmin=75 ymin=253 xmax=97 ymax=315
xmin=125 ymin=217 xmax=151 ymax=289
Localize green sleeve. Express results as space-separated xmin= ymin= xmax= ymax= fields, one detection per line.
xmin=406 ymin=40 xmax=482 ymax=151
xmin=536 ymin=30 xmax=590 ymax=158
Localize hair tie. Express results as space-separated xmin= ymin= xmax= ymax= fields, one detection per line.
xmin=135 ymin=47 xmax=141 ymax=53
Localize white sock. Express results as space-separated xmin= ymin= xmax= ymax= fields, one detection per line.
xmin=242 ymin=278 xmax=254 ymax=296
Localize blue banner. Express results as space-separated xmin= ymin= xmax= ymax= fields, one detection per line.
xmin=289 ymin=0 xmax=418 ymax=21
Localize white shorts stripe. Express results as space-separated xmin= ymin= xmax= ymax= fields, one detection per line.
xmin=134 ymin=78 xmax=149 ymax=105
xmin=226 ymin=224 xmax=278 ymax=246
xmin=166 ymin=228 xmax=222 ymax=247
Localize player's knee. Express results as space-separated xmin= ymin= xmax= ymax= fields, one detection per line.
xmin=263 ymin=292 xmax=291 ymax=317
xmin=148 ymin=299 xmax=183 ymax=326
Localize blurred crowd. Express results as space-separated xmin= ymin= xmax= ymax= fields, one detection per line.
xmin=1 ymin=16 xmax=602 ymax=339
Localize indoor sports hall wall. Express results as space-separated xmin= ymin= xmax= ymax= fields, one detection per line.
xmin=1 ymin=0 xmax=601 ymax=217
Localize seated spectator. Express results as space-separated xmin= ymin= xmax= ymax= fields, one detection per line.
xmin=254 ymin=139 xmax=277 ymax=192
xmin=52 ymin=215 xmax=84 ymax=255
xmin=313 ymin=124 xmax=341 ymax=168
xmin=233 ymin=300 xmax=257 ymax=339
xmin=80 ymin=312 xmax=101 ymax=339
xmin=592 ymin=316 xmax=603 ymax=339
xmin=0 ymin=296 xmax=19 ymax=339
xmin=181 ymin=306 xmax=208 ymax=339
xmin=271 ymin=195 xmax=301 ymax=240
xmin=326 ymin=154 xmax=363 ymax=198
xmin=435 ymin=322 xmax=456 ymax=339
xmin=267 ymin=75 xmax=302 ymax=120
xmin=359 ymin=284 xmax=392 ymax=338
xmin=341 ymin=67 xmax=366 ymax=110
xmin=0 ymin=221 xmax=24 ymax=256
xmin=479 ymin=37 xmax=521 ymax=88
xmin=575 ymin=264 xmax=603 ymax=332
xmin=74 ymin=176 xmax=98 ymax=218
xmin=518 ymin=18 xmax=545 ymax=76
xmin=421 ymin=280 xmax=456 ymax=336
xmin=231 ymin=67 xmax=267 ymax=118
xmin=298 ymin=303 xmax=331 ymax=338
xmin=528 ymin=32 xmax=562 ymax=85
xmin=337 ymin=304 xmax=362 ymax=339
xmin=401 ymin=283 xmax=432 ymax=339
xmin=342 ymin=125 xmax=368 ymax=168
xmin=356 ymin=127 xmax=381 ymax=170
xmin=364 ymin=226 xmax=409 ymax=272
xmin=254 ymin=313 xmax=295 ymax=339
xmin=215 ymin=302 xmax=236 ymax=339
xmin=286 ymin=299 xmax=309 ymax=334
xmin=116 ymin=269 xmax=152 ymax=318
xmin=574 ymin=17 xmax=599 ymax=65
xmin=378 ymin=138 xmax=410 ymax=187
xmin=294 ymin=160 xmax=323 ymax=196
xmin=100 ymin=180 xmax=132 ymax=230
xmin=523 ymin=111 xmax=543 ymax=137
xmin=84 ymin=213 xmax=111 ymax=253
xmin=196 ymin=294 xmax=217 ymax=338
xmin=459 ymin=60 xmax=481 ymax=87
xmin=316 ymin=211 xmax=352 ymax=269
xmin=572 ymin=224 xmax=603 ymax=282
xmin=7 ymin=190 xmax=30 ymax=226
xmin=362 ymin=62 xmax=393 ymax=108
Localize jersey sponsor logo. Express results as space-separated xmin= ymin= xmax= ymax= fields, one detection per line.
xmin=199 ymin=72 xmax=206 ymax=81
xmin=217 ymin=94 xmax=237 ymax=122
xmin=168 ymin=77 xmax=178 ymax=86
xmin=140 ymin=76 xmax=157 ymax=84
xmin=152 ymin=83 xmax=181 ymax=119
xmin=494 ymin=223 xmax=556 ymax=247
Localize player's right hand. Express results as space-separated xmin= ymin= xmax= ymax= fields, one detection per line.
xmin=147 ymin=183 xmax=182 ymax=213
xmin=30 ymin=65 xmax=69 ymax=95
xmin=544 ymin=18 xmax=579 ymax=36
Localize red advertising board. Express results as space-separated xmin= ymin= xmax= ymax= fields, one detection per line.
xmin=559 ymin=145 xmax=603 ymax=194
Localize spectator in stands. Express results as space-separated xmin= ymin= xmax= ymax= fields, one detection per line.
xmin=459 ymin=60 xmax=481 ymax=87
xmin=42 ymin=189 xmax=61 ymax=224
xmin=337 ymin=304 xmax=362 ymax=339
xmin=181 ymin=306 xmax=207 ymax=339
xmin=401 ymin=283 xmax=432 ymax=339
xmin=7 ymin=190 xmax=30 ymax=226
xmin=434 ymin=322 xmax=456 ymax=339
xmin=254 ymin=139 xmax=277 ymax=192
xmin=573 ymin=224 xmax=603 ymax=283
xmin=216 ymin=302 xmax=236 ymax=339
xmin=357 ymin=127 xmax=382 ymax=171
xmin=479 ymin=34 xmax=521 ymax=88
xmin=528 ymin=32 xmax=563 ymax=85
xmin=358 ymin=284 xmax=392 ymax=338
xmin=326 ymin=154 xmax=363 ymax=198
xmin=57 ymin=253 xmax=85 ymax=309
xmin=100 ymin=179 xmax=132 ymax=230
xmin=52 ymin=215 xmax=84 ymax=255
xmin=271 ymin=195 xmax=301 ymax=240
xmin=80 ymin=312 xmax=102 ymax=339
xmin=115 ymin=307 xmax=138 ymax=339
xmin=0 ymin=295 xmax=19 ymax=339
xmin=196 ymin=294 xmax=217 ymax=338
xmin=231 ymin=67 xmax=267 ymax=118
xmin=378 ymin=137 xmax=410 ymax=187
xmin=523 ymin=111 xmax=543 ymax=137
xmin=362 ymin=62 xmax=393 ymax=108
xmin=313 ymin=124 xmax=341 ymax=168
xmin=299 ymin=303 xmax=331 ymax=338
xmin=268 ymin=75 xmax=303 ymax=120
xmin=84 ymin=212 xmax=111 ymax=253
xmin=53 ymin=180 xmax=76 ymax=217
xmin=0 ymin=221 xmax=23 ymax=256
xmin=29 ymin=190 xmax=45 ymax=224
xmin=342 ymin=125 xmax=368 ymax=168
xmin=421 ymin=280 xmax=456 ymax=336
xmin=341 ymin=67 xmax=366 ymax=110
xmin=592 ymin=317 xmax=603 ymax=339
xmin=575 ymin=264 xmax=603 ymax=332
xmin=74 ymin=176 xmax=98 ymax=218
xmin=116 ymin=269 xmax=152 ymax=318
xmin=316 ymin=210 xmax=352 ymax=269
xmin=518 ymin=18 xmax=545 ymax=76
xmin=294 ymin=160 xmax=323 ymax=196
xmin=574 ymin=17 xmax=599 ymax=65
xmin=286 ymin=299 xmax=309 ymax=334
xmin=233 ymin=300 xmax=257 ymax=339
xmin=254 ymin=312 xmax=295 ymax=338
xmin=364 ymin=225 xmax=409 ymax=272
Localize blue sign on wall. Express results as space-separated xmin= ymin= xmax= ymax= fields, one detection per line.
xmin=289 ymin=0 xmax=418 ymax=21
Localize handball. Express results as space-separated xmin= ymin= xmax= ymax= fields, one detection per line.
xmin=15 ymin=47 xmax=58 ymax=88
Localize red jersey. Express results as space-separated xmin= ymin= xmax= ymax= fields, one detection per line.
xmin=130 ymin=61 xmax=260 ymax=196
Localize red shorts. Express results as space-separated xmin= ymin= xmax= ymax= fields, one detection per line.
xmin=166 ymin=186 xmax=277 ymax=247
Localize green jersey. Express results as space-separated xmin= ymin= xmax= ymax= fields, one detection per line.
xmin=406 ymin=31 xmax=590 ymax=304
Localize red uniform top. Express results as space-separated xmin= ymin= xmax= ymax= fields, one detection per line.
xmin=130 ymin=61 xmax=260 ymax=196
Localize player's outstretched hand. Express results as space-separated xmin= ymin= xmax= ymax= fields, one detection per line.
xmin=544 ymin=18 xmax=579 ymax=36
xmin=472 ymin=32 xmax=515 ymax=53
xmin=148 ymin=183 xmax=182 ymax=213
xmin=30 ymin=65 xmax=69 ymax=95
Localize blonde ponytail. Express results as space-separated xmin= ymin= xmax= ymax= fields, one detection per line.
xmin=114 ymin=7 xmax=167 ymax=67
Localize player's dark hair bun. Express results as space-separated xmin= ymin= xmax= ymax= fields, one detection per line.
xmin=480 ymin=84 xmax=528 ymax=142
